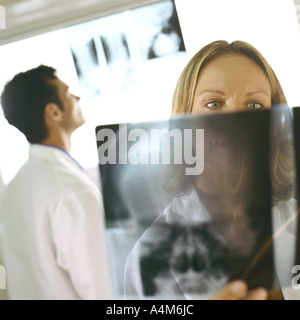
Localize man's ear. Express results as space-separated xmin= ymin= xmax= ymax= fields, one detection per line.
xmin=44 ymin=103 xmax=63 ymax=123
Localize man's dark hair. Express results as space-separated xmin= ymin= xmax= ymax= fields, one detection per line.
xmin=1 ymin=65 xmax=64 ymax=143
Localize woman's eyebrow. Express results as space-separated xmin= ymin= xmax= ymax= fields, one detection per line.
xmin=196 ymin=90 xmax=226 ymax=96
xmin=244 ymin=90 xmax=270 ymax=97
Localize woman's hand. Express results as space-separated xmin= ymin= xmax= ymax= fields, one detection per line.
xmin=210 ymin=280 xmax=268 ymax=300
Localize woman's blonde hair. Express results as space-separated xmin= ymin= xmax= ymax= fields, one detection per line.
xmin=166 ymin=40 xmax=295 ymax=203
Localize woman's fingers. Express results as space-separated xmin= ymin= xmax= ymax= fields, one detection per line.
xmin=210 ymin=280 xmax=268 ymax=300
xmin=241 ymin=287 xmax=268 ymax=300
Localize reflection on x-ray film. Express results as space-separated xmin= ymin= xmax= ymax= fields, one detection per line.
xmin=0 ymin=6 xmax=5 ymax=30
xmin=0 ymin=265 xmax=5 ymax=290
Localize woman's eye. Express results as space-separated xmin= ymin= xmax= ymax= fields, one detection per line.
xmin=207 ymin=101 xmax=221 ymax=109
xmin=247 ymin=102 xmax=261 ymax=109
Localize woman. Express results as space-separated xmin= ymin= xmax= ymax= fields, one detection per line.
xmin=169 ymin=40 xmax=297 ymax=299
xmin=169 ymin=40 xmax=294 ymax=203
xmin=125 ymin=40 xmax=297 ymax=300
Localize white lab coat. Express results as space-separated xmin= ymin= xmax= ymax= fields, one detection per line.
xmin=124 ymin=187 xmax=300 ymax=300
xmin=0 ymin=169 xmax=4 ymax=205
xmin=0 ymin=169 xmax=7 ymax=300
xmin=0 ymin=144 xmax=112 ymax=300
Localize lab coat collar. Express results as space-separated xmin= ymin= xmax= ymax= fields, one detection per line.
xmin=29 ymin=144 xmax=84 ymax=171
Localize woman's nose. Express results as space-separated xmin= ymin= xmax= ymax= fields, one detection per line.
xmin=225 ymin=99 xmax=244 ymax=112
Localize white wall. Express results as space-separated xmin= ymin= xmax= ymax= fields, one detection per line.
xmin=175 ymin=0 xmax=300 ymax=107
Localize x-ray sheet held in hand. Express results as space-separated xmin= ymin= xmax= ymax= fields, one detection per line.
xmin=96 ymin=105 xmax=297 ymax=300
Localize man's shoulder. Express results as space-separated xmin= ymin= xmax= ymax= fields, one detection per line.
xmin=8 ymin=155 xmax=96 ymax=193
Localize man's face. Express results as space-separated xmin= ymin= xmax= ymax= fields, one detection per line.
xmin=53 ymin=78 xmax=86 ymax=133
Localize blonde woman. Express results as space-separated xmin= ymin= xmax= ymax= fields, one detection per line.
xmin=170 ymin=40 xmax=294 ymax=203
xmin=167 ymin=40 xmax=297 ymax=300
xmin=125 ymin=40 xmax=297 ymax=300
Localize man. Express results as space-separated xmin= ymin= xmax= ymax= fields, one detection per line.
xmin=0 ymin=65 xmax=112 ymax=299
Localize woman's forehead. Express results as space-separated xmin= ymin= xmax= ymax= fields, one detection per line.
xmin=196 ymin=54 xmax=271 ymax=93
